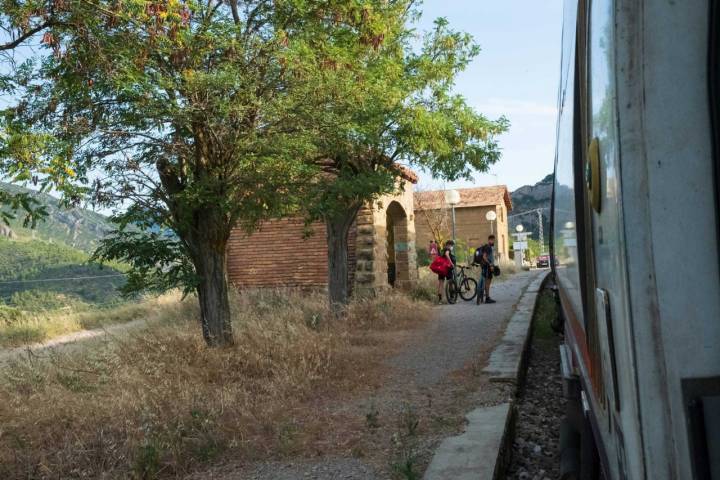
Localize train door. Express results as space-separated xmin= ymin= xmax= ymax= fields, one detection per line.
xmin=583 ymin=0 xmax=631 ymax=477
xmin=575 ymin=1 xmax=609 ymax=477
xmin=554 ymin=1 xmax=608 ymax=477
xmin=566 ymin=0 xmax=641 ymax=478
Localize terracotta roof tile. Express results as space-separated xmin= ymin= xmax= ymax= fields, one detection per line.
xmin=414 ymin=185 xmax=512 ymax=211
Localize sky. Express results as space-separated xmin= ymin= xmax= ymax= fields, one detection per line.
xmin=414 ymin=1 xmax=563 ymax=192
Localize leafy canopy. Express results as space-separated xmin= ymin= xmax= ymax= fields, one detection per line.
xmin=302 ymin=10 xmax=509 ymax=223
xmin=0 ymin=0 xmax=407 ymax=294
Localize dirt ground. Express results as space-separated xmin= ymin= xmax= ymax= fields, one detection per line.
xmin=194 ymin=271 xmax=542 ymax=480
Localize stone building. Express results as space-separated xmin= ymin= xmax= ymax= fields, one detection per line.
xmin=227 ymin=173 xmax=418 ymax=295
xmin=413 ymin=186 xmax=513 ymax=262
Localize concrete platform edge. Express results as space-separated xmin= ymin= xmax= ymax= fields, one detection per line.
xmin=423 ymin=271 xmax=550 ymax=480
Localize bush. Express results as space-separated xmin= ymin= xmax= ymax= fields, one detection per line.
xmin=10 ymin=290 xmax=86 ymax=311
xmin=497 ymin=259 xmax=519 ymax=276
xmin=416 ymin=248 xmax=431 ymax=267
xmin=0 ymin=304 xmax=24 ymax=325
xmin=410 ymin=270 xmax=437 ymax=302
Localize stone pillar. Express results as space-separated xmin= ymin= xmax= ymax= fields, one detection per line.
xmin=353 ymin=205 xmax=379 ymax=297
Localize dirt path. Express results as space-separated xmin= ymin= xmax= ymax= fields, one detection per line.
xmin=0 ymin=318 xmax=148 ymax=365
xmin=201 ymin=270 xmax=543 ymax=480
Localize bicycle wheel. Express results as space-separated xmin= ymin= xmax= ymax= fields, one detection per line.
xmin=445 ymin=280 xmax=458 ymax=304
xmin=459 ymin=277 xmax=477 ymax=301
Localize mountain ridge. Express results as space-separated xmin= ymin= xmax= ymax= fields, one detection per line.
xmin=508 ymin=174 xmax=553 ymax=243
xmin=0 ymin=182 xmax=114 ymax=252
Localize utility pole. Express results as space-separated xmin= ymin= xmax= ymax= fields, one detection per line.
xmin=537 ymin=209 xmax=544 ymax=253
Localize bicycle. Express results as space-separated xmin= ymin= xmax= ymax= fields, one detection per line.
xmin=445 ymin=265 xmax=478 ymax=304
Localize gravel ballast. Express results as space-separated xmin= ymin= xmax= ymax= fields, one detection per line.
xmin=506 ymin=287 xmax=565 ymax=480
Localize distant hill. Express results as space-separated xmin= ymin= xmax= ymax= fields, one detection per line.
xmin=509 ymin=174 xmax=553 ymax=245
xmin=0 ymin=182 xmax=127 ymax=310
xmin=0 ymin=236 xmax=126 ymax=307
xmin=0 ymin=182 xmax=114 ymax=252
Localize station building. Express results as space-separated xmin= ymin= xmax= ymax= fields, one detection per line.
xmin=413 ymin=186 xmax=512 ymax=262
xmin=227 ymin=171 xmax=419 ymax=295
xmin=226 ymin=179 xmax=510 ymax=295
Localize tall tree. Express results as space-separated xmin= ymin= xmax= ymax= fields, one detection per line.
xmin=305 ymin=11 xmax=509 ymax=307
xmin=414 ymin=189 xmax=451 ymax=246
xmin=0 ymin=7 xmax=80 ymax=228
xmin=0 ymin=0 xmax=384 ymax=345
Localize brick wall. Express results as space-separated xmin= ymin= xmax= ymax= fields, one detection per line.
xmin=415 ymin=205 xmax=510 ymax=262
xmin=227 ymin=180 xmax=417 ymax=294
xmin=227 ymin=218 xmax=357 ymax=290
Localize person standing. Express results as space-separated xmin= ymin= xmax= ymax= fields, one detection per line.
xmin=477 ymin=235 xmax=496 ymax=304
xmin=429 ymin=240 xmax=439 ymax=261
xmin=436 ymin=240 xmax=456 ymax=304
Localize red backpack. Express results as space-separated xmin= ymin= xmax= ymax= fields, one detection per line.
xmin=429 ymin=255 xmax=451 ymax=275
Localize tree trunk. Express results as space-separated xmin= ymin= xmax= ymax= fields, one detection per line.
xmin=194 ymin=247 xmax=233 ymax=347
xmin=325 ymin=208 xmax=358 ymax=310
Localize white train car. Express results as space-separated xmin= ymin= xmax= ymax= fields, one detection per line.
xmin=551 ymin=0 xmax=720 ymax=478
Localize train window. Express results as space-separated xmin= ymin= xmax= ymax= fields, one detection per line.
xmin=572 ymin=0 xmax=594 ymax=330
xmin=577 ymin=0 xmax=609 ymax=406
xmin=683 ymin=377 xmax=720 ymax=479
xmin=552 ymin=0 xmax=584 ymax=323
xmin=711 ymin=0 xmax=720 ymax=279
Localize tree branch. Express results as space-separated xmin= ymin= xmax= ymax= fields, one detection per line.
xmin=0 ymin=22 xmax=51 ymax=51
xmin=228 ymin=0 xmax=241 ymax=24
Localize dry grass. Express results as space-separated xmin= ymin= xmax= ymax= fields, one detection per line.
xmin=0 ymin=289 xmax=432 ymax=479
xmin=0 ymin=294 xmax=180 ymax=347
xmin=497 ymin=259 xmax=520 ymax=277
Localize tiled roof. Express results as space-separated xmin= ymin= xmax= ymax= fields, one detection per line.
xmin=414 ymin=185 xmax=512 ymax=211
xmin=396 ymin=165 xmax=419 ymax=184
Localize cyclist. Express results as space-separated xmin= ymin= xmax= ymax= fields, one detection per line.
xmin=475 ymin=235 xmax=496 ymax=304
xmin=436 ymin=240 xmax=456 ymax=304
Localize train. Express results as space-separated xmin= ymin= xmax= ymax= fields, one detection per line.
xmin=550 ymin=1 xmax=720 ymax=479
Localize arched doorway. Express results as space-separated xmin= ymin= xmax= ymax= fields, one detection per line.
xmin=385 ymin=201 xmax=410 ymax=289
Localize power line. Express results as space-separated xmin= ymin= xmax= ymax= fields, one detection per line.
xmin=507 ymin=207 xmax=550 ymax=219
xmin=0 ymin=273 xmax=127 ymax=285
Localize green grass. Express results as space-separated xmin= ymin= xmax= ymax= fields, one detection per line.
xmin=0 ymin=315 xmax=81 ymax=346
xmin=0 ymin=236 xmax=127 ymax=308
xmin=532 ymin=288 xmax=558 ymax=340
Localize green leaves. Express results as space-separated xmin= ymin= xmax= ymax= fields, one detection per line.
xmin=0 ymin=189 xmax=47 ymax=228
xmin=91 ymin=228 xmax=197 ymax=297
xmin=0 ymin=0 xmax=509 ymax=304
xmin=304 ymin=0 xmax=509 ymax=223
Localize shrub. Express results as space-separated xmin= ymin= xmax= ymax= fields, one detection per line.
xmin=410 ymin=271 xmax=437 ymax=303
xmin=497 ymin=259 xmax=519 ymax=276
xmin=10 ymin=290 xmax=86 ymax=311
xmin=0 ymin=304 xmax=24 ymax=325
xmin=416 ymin=248 xmax=431 ymax=267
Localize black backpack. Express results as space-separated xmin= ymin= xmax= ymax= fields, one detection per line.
xmin=473 ymin=244 xmax=489 ymax=265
